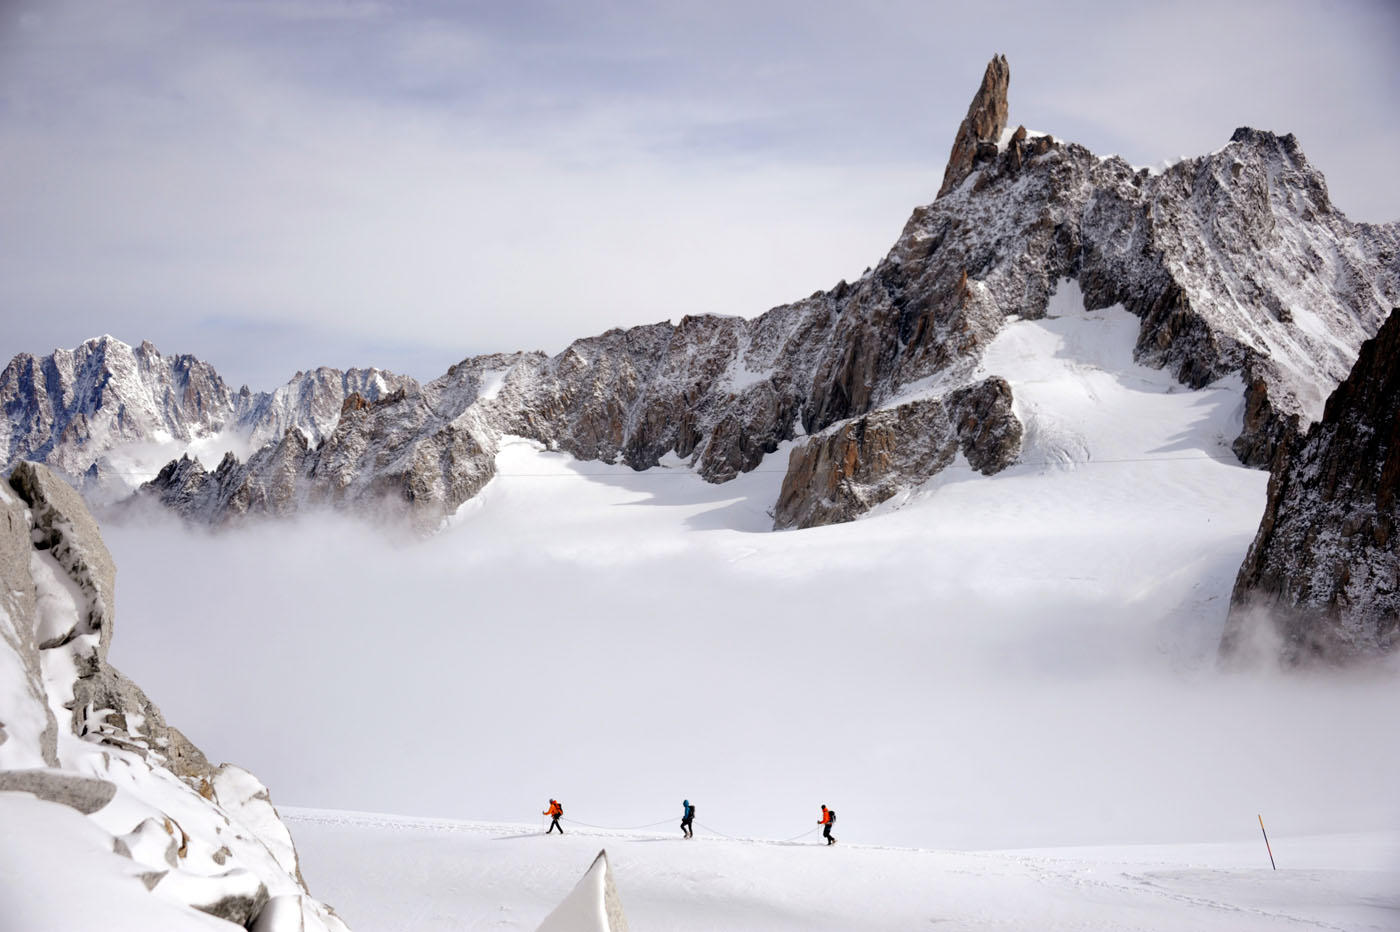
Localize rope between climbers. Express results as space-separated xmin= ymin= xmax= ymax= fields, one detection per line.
xmin=695 ymin=821 xmax=820 ymax=844
xmin=780 ymin=826 xmax=820 ymax=842
xmin=553 ymin=815 xmax=824 ymax=844
xmin=694 ymin=820 xmax=741 ymax=840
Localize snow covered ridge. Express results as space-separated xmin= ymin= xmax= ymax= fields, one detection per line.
xmin=5 ymin=56 xmax=1399 ymax=536
xmin=0 ymin=334 xmax=413 ymax=504
xmin=0 ymin=461 xmax=349 ymax=929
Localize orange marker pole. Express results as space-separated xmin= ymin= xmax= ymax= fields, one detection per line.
xmin=1258 ymin=814 xmax=1276 ymax=870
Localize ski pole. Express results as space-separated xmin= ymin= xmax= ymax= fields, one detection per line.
xmin=1258 ymin=814 xmax=1276 ymax=870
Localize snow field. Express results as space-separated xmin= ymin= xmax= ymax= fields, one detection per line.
xmin=281 ymin=810 xmax=1400 ymax=931
xmin=97 ymin=282 xmax=1400 ymax=925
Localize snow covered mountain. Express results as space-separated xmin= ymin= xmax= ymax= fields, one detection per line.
xmin=2 ymin=57 xmax=1397 ymax=653
xmin=0 ymin=337 xmax=235 ymax=490
xmin=122 ymin=56 xmax=1398 ymax=536
xmin=0 ymin=335 xmax=414 ymax=503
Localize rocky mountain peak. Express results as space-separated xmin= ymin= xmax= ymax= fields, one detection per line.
xmin=9 ymin=57 xmax=1397 ymax=552
xmin=937 ymin=54 xmax=1011 ymax=198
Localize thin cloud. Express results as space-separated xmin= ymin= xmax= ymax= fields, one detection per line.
xmin=1 ymin=0 xmax=1396 ymax=389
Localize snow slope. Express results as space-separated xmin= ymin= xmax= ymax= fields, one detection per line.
xmin=102 ymin=285 xmax=1400 ymax=863
xmin=281 ymin=810 xmax=1400 ymax=931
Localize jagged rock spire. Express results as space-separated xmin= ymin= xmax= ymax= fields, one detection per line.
xmin=937 ymin=54 xmax=1010 ymax=198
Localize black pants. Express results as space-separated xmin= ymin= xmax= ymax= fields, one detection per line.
xmin=681 ymin=818 xmax=693 ymax=837
xmin=548 ymin=816 xmax=563 ymax=834
xmin=823 ymin=823 xmax=834 ymax=844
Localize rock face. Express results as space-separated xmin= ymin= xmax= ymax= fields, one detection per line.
xmin=138 ymin=360 xmax=506 ymax=534
xmin=774 ymin=378 xmax=1020 ymax=529
xmin=0 ymin=461 xmax=348 ymax=930
xmin=0 ymin=335 xmax=413 ymax=502
xmin=8 ymin=58 xmax=1397 ymax=533
xmin=0 ymin=338 xmax=235 ymax=490
xmin=235 ymin=366 xmax=418 ymax=450
xmin=1222 ymin=308 xmax=1400 ymax=664
xmin=938 ymin=54 xmax=1010 ymax=198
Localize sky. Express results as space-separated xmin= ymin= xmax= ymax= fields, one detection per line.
xmin=1 ymin=0 xmax=1397 ymax=390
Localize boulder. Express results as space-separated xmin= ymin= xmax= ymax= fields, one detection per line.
xmin=0 ymin=770 xmax=116 ymax=815
xmin=774 ymin=378 xmax=1021 ymax=529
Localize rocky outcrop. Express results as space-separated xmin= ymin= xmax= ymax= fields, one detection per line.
xmin=0 ymin=461 xmax=348 ymax=930
xmin=234 ymin=366 xmax=418 ymax=449
xmin=1222 ymin=308 xmax=1400 ymax=664
xmin=139 ymin=380 xmax=499 ymax=534
xmin=0 ymin=769 xmax=117 ymax=814
xmin=10 ymin=461 xmax=117 ymax=662
xmin=774 ymin=378 xmax=1020 ymax=529
xmin=937 ymin=54 xmax=1010 ymax=198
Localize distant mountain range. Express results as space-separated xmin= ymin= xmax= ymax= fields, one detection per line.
xmin=3 ymin=57 xmax=1396 ymax=662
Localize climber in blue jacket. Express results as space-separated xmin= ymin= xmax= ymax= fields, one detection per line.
xmin=681 ymin=799 xmax=695 ymax=838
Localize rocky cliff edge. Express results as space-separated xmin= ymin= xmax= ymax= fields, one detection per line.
xmin=1222 ymin=308 xmax=1400 ymax=664
xmin=0 ymin=460 xmax=349 ymax=930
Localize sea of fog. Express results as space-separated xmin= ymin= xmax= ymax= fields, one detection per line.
xmin=102 ymin=439 xmax=1400 ymax=852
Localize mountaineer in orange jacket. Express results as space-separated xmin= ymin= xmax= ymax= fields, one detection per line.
xmin=543 ymin=799 xmax=564 ymax=834
xmin=818 ymin=804 xmax=836 ymax=845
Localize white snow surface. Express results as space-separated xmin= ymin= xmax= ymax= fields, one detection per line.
xmin=280 ymin=810 xmax=1400 ymax=932
xmin=476 ymin=367 xmax=512 ymax=402
xmin=534 ymin=848 xmax=621 ymax=932
xmin=81 ymin=279 xmax=1400 ymax=927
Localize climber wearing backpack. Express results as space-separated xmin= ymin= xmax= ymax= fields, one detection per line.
xmin=818 ymin=804 xmax=836 ymax=845
xmin=543 ymin=798 xmax=564 ymax=834
xmin=681 ymin=799 xmax=695 ymax=838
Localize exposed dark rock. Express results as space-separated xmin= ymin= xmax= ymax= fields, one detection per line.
xmin=938 ymin=55 xmax=1011 ymax=198
xmin=180 ymin=873 xmax=270 ymax=927
xmin=950 ymin=377 xmax=1022 ymax=473
xmin=773 ymin=377 xmax=1021 ymax=530
xmin=1222 ymin=308 xmax=1400 ymax=664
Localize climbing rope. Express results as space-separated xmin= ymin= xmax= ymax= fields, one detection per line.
xmin=546 ymin=813 xmax=826 ymax=844
xmin=694 ymin=820 xmax=742 ymax=840
xmin=694 ymin=821 xmax=821 ymax=844
xmin=779 ymin=825 xmax=820 ymax=843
